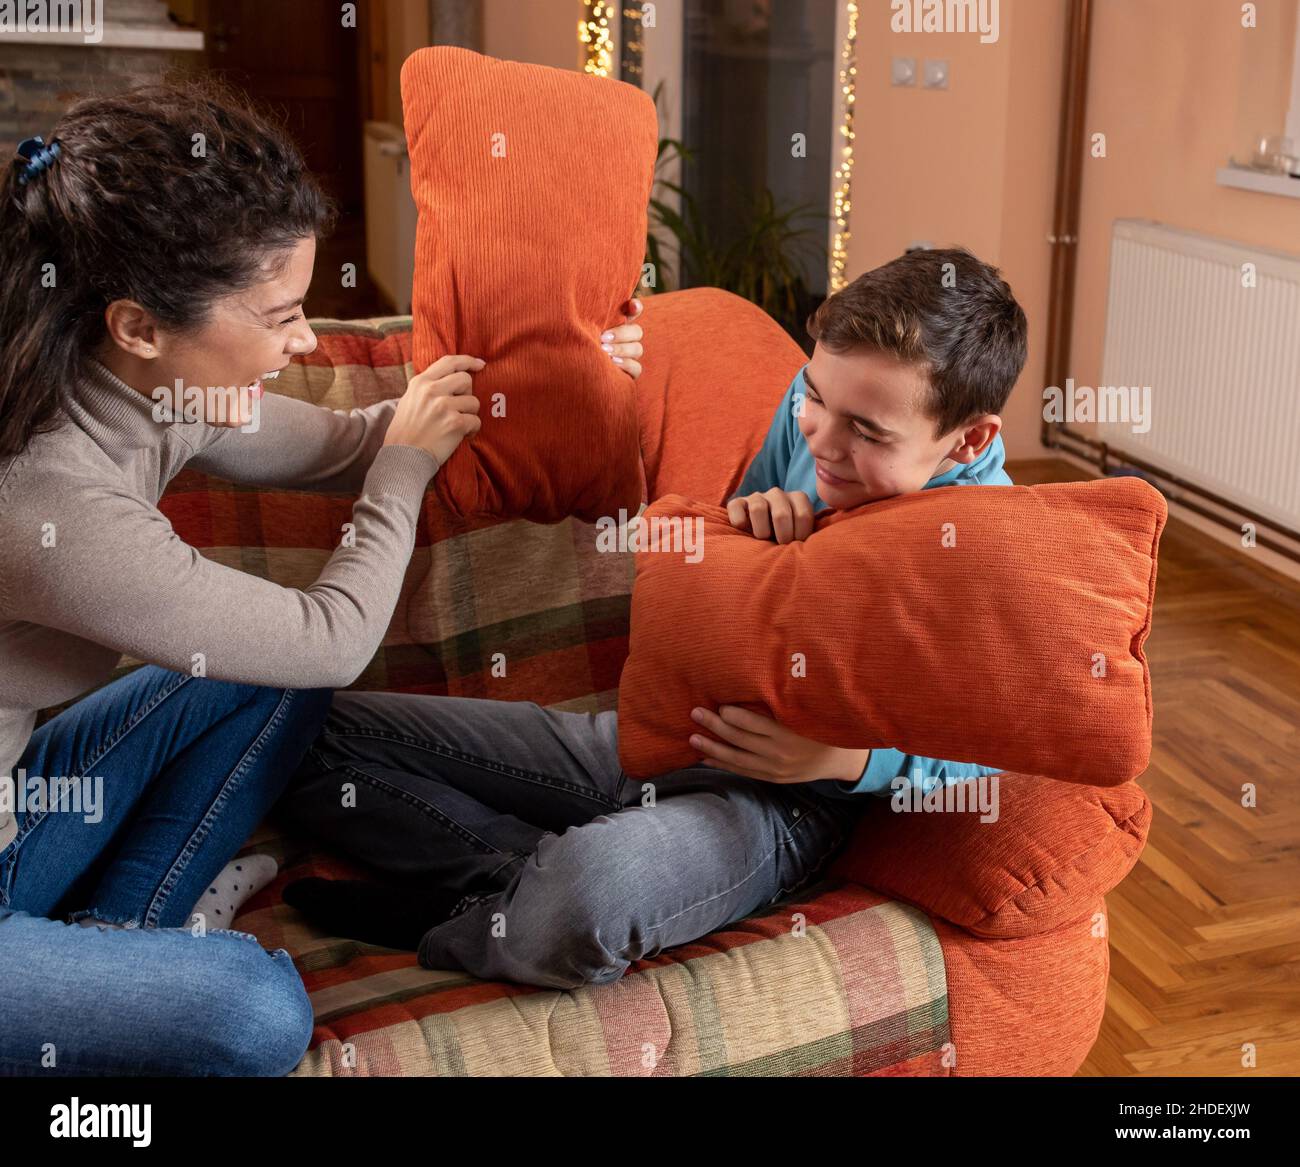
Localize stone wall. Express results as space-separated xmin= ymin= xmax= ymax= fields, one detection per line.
xmin=0 ymin=0 xmax=201 ymax=152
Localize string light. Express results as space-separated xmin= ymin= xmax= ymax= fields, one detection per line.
xmin=580 ymin=1 xmax=615 ymax=77
xmin=583 ymin=0 xmax=854 ymax=286
xmin=829 ymin=0 xmax=859 ymax=293
xmin=620 ymin=3 xmax=645 ymax=85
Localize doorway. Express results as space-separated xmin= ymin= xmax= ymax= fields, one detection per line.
xmin=180 ymin=0 xmax=390 ymax=318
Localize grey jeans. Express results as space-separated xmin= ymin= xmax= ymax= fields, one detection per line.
xmin=277 ymin=691 xmax=865 ymax=990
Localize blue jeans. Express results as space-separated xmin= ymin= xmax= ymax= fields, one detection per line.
xmin=277 ymin=691 xmax=865 ymax=989
xmin=0 ymin=665 xmax=333 ymax=1076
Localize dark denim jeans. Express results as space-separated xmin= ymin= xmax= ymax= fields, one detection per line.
xmin=0 ymin=665 xmax=333 ymax=1076
xmin=278 ymin=691 xmax=865 ymax=990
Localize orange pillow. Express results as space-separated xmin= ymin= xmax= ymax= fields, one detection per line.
xmin=828 ymin=774 xmax=1152 ymax=937
xmin=401 ymin=46 xmax=657 ymax=523
xmin=617 ymin=477 xmax=1167 ymax=786
xmin=635 ymin=287 xmax=806 ymax=506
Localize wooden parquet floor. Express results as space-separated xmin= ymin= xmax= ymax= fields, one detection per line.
xmin=1009 ymin=458 xmax=1300 ymax=1077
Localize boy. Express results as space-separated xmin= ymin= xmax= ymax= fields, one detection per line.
xmin=278 ymin=247 xmax=1029 ymax=990
xmin=697 ymin=246 xmax=1026 ymax=800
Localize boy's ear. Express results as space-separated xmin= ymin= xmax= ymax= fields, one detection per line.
xmin=949 ymin=415 xmax=1001 ymax=463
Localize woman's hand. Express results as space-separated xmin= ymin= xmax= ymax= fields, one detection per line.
xmin=727 ymin=488 xmax=817 ymax=543
xmin=602 ymin=297 xmax=644 ymax=379
xmin=689 ymin=704 xmax=870 ymax=785
xmin=383 ymin=354 xmax=484 ymax=467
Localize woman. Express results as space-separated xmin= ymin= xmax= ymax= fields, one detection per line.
xmin=0 ymin=79 xmax=643 ymax=1076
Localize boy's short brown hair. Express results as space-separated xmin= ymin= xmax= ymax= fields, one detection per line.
xmin=806 ymin=247 xmax=1028 ymax=437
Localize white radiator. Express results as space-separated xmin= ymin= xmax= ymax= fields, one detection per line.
xmin=1098 ymin=219 xmax=1300 ymax=530
xmin=363 ymin=121 xmax=417 ymax=314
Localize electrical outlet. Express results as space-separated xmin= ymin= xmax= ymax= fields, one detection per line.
xmin=923 ymin=59 xmax=949 ymax=89
xmin=891 ymin=57 xmax=916 ymax=87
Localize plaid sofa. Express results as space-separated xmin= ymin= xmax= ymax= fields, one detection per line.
xmin=140 ymin=290 xmax=1147 ymax=1076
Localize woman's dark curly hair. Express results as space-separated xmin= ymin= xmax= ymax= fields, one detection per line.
xmin=0 ymin=76 xmax=336 ymax=457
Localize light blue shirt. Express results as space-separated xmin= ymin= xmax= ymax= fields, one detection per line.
xmin=732 ymin=365 xmax=1011 ymax=799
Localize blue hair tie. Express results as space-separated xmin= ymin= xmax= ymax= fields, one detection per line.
xmin=17 ymin=136 xmax=61 ymax=186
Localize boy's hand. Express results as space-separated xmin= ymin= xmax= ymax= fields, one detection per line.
xmin=727 ymin=488 xmax=816 ymax=544
xmin=689 ymin=704 xmax=870 ymax=785
xmin=602 ymin=297 xmax=643 ymax=379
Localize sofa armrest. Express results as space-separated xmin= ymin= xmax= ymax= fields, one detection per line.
xmin=828 ymin=773 xmax=1152 ymax=938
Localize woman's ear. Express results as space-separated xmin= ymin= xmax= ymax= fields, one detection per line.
xmin=102 ymin=299 xmax=161 ymax=360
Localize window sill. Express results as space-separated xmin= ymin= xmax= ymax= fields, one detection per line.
xmin=1216 ymin=165 xmax=1300 ymax=199
xmin=0 ymin=29 xmax=204 ymax=50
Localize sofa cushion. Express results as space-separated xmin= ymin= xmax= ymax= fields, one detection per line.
xmin=636 ymin=287 xmax=807 ymax=506
xmin=235 ymin=840 xmax=956 ymax=1076
xmin=617 ymin=478 xmax=1166 ymax=786
xmin=828 ymin=774 xmax=1152 ymax=938
xmin=401 ymin=45 xmax=657 ymax=524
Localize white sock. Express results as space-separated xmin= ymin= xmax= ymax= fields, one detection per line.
xmin=188 ymin=855 xmax=278 ymax=931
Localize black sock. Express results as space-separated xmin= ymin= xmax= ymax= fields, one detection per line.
xmin=282 ymin=878 xmax=473 ymax=950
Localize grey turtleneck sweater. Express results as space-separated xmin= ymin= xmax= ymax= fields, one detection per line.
xmin=0 ymin=359 xmax=439 ymax=852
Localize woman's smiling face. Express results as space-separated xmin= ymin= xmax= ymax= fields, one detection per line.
xmin=170 ymin=235 xmax=319 ymax=423
xmin=99 ymin=235 xmax=321 ymax=428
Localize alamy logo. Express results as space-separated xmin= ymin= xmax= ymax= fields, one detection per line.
xmin=1043 ymin=379 xmax=1151 ymax=434
xmin=0 ymin=0 xmax=104 ymax=44
xmin=890 ymin=770 xmax=1000 ymax=822
xmin=50 ymin=1098 xmax=151 ymax=1147
xmin=152 ymin=380 xmax=262 ymax=434
xmin=890 ymin=0 xmax=1000 ymax=43
xmin=594 ymin=509 xmax=704 ymax=563
xmin=0 ymin=770 xmax=103 ymax=823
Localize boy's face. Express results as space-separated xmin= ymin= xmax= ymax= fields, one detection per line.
xmin=797 ymin=342 xmax=1002 ymax=508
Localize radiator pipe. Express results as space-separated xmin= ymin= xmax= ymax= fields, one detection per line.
xmin=1041 ymin=0 xmax=1092 ymax=423
xmin=1052 ymin=429 xmax=1300 ymax=556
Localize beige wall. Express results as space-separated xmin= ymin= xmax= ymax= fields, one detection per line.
xmin=849 ymin=0 xmax=1300 ymax=586
xmin=1068 ymin=0 xmax=1300 ymax=579
xmin=380 ymin=1 xmax=587 ymax=116
xmin=1072 ymin=0 xmax=1300 ymax=401
xmin=844 ymin=0 xmax=1067 ymax=461
xmin=996 ymin=0 xmax=1069 ymax=459
xmin=484 ymin=0 xmax=583 ymax=71
xmin=383 ymin=1 xmax=586 ymax=116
